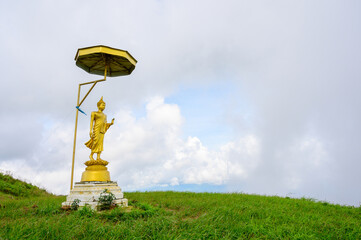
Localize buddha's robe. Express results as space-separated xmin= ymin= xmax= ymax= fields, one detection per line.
xmin=85 ymin=111 xmax=110 ymax=153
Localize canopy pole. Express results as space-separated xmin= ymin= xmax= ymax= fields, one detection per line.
xmin=70 ymin=85 xmax=81 ymax=190
xmin=104 ymin=63 xmax=108 ymax=80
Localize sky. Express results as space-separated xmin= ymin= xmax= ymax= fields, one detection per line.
xmin=0 ymin=0 xmax=361 ymax=206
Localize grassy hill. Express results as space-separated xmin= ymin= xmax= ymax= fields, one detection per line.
xmin=0 ymin=171 xmax=51 ymax=199
xmin=0 ymin=172 xmax=360 ymax=239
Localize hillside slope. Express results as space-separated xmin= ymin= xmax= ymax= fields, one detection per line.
xmin=0 ymin=171 xmax=51 ymax=198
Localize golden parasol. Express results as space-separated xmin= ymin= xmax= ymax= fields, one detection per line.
xmin=75 ymin=45 xmax=137 ymax=77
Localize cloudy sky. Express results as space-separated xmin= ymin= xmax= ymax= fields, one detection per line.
xmin=1 ymin=0 xmax=360 ymax=206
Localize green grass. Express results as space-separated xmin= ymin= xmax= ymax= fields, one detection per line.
xmin=0 ymin=172 xmax=50 ymax=198
xmin=0 ymin=172 xmax=360 ymax=239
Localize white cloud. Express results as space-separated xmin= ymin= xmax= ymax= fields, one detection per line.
xmin=0 ymin=97 xmax=260 ymax=196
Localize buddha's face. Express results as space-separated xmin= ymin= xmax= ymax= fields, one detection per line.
xmin=99 ymin=102 xmax=106 ymax=111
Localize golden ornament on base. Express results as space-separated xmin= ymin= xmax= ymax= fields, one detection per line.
xmin=81 ymin=160 xmax=111 ymax=182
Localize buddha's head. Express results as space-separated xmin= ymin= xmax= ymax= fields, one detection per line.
xmin=97 ymin=97 xmax=106 ymax=111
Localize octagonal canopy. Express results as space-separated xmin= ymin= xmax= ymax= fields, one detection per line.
xmin=75 ymin=45 xmax=137 ymax=77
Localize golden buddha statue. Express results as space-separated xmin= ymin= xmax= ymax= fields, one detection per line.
xmin=81 ymin=97 xmax=114 ymax=182
xmin=85 ymin=97 xmax=114 ymax=161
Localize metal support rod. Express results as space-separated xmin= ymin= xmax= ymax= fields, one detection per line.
xmin=80 ymin=78 xmax=106 ymax=86
xmin=79 ymin=78 xmax=107 ymax=107
xmin=104 ymin=64 xmax=108 ymax=81
xmin=70 ymin=85 xmax=81 ymax=190
xmin=69 ymin=64 xmax=108 ymax=190
xmin=79 ymin=82 xmax=98 ymax=107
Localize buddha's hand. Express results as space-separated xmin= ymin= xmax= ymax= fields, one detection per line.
xmin=111 ymin=118 xmax=115 ymax=125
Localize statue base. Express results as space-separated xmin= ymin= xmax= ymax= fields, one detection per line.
xmin=62 ymin=181 xmax=128 ymax=210
xmin=81 ymin=164 xmax=110 ymax=182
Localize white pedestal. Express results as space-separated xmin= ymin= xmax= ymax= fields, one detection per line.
xmin=62 ymin=181 xmax=128 ymax=210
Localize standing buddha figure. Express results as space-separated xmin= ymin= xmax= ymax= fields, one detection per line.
xmin=85 ymin=97 xmax=114 ymax=161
